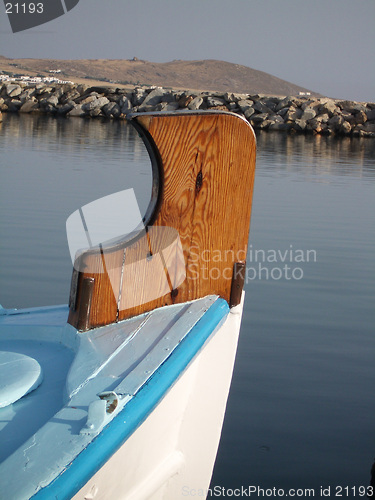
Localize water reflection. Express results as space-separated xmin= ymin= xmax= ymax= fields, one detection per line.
xmin=256 ymin=131 xmax=375 ymax=180
xmin=0 ymin=114 xmax=153 ymax=308
xmin=0 ymin=113 xmax=149 ymax=166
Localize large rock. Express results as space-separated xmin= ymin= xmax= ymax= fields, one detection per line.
xmin=285 ymin=106 xmax=302 ymax=122
xmin=5 ymin=84 xmax=22 ymax=98
xmin=68 ymin=104 xmax=86 ymax=117
xmin=60 ymin=89 xmax=81 ymax=104
xmin=340 ymin=121 xmax=352 ymax=134
xmin=119 ymin=95 xmax=132 ymax=114
xmin=188 ymin=96 xmax=204 ymax=110
xmin=275 ymin=96 xmax=294 ymax=112
xmin=354 ymin=110 xmax=367 ymax=125
xmin=315 ymin=113 xmax=330 ymax=123
xmin=139 ymin=88 xmax=168 ymax=109
xmin=102 ymin=102 xmax=121 ymax=118
xmin=178 ymin=94 xmax=194 ymax=108
xmin=319 ymin=99 xmax=338 ymax=117
xmin=19 ymin=99 xmax=39 ymax=113
xmin=82 ymin=96 xmax=110 ymax=112
xmin=253 ymin=101 xmax=273 ymax=114
xmin=132 ymin=88 xmax=147 ymax=106
xmin=243 ymin=107 xmax=255 ymax=119
xmin=159 ymin=102 xmax=179 ymax=112
xmin=237 ymin=99 xmax=254 ymax=112
xmin=19 ymin=88 xmax=35 ymax=102
xmin=250 ymin=113 xmax=269 ymax=125
xmin=301 ymin=107 xmax=317 ymax=121
xmin=206 ymin=96 xmax=226 ymax=108
xmin=328 ymin=114 xmax=344 ymax=131
xmin=307 ymin=118 xmax=326 ymax=134
xmin=8 ymin=99 xmax=22 ymax=112
xmin=224 ymin=92 xmax=249 ymax=103
xmin=57 ymin=101 xmax=75 ymax=115
xmin=337 ymin=100 xmax=366 ymax=114
xmin=45 ymin=94 xmax=59 ymax=107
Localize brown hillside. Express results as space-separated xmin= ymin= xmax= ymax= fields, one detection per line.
xmin=0 ymin=56 xmax=318 ymax=96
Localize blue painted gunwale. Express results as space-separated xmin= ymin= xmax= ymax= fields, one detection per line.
xmin=28 ymin=297 xmax=229 ymax=500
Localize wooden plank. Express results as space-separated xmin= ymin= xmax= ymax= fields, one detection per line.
xmin=68 ymin=112 xmax=256 ymax=330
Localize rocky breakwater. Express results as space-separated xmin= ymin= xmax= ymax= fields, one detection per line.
xmin=1 ymin=82 xmax=374 ymax=138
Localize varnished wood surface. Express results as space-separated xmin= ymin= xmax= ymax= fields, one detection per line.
xmin=68 ymin=112 xmax=256 ymax=330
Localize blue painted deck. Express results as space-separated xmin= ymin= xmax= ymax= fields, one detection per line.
xmin=0 ymin=296 xmax=229 ymax=499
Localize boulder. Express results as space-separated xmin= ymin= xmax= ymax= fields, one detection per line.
xmin=19 ymin=89 xmax=35 ymax=102
xmin=89 ymin=108 xmax=103 ymax=117
xmin=301 ymin=107 xmax=317 ymax=121
xmin=292 ymin=119 xmax=307 ymax=131
xmin=275 ymin=96 xmax=294 ymax=112
xmin=253 ymin=101 xmax=273 ymax=114
xmin=8 ymin=99 xmax=22 ymax=112
xmin=206 ymin=96 xmax=226 ymax=108
xmin=363 ymin=122 xmax=375 ymax=133
xmin=224 ymin=93 xmax=249 ymax=103
xmin=285 ymin=106 xmax=302 ymax=122
xmin=178 ymin=94 xmax=194 ymax=108
xmin=132 ymin=88 xmax=147 ymax=106
xmin=250 ymin=113 xmax=268 ymax=125
xmin=5 ymin=84 xmax=22 ymax=98
xmin=336 ymin=100 xmax=366 ymax=114
xmin=139 ymin=88 xmax=168 ymax=109
xmin=19 ymin=99 xmax=39 ymax=113
xmin=328 ymin=114 xmax=344 ymax=131
xmin=227 ymin=102 xmax=238 ymax=111
xmin=60 ymin=90 xmax=80 ymax=104
xmin=315 ymin=113 xmax=330 ymax=123
xmin=68 ymin=104 xmax=86 ymax=117
xmin=76 ymin=84 xmax=89 ymax=95
xmin=277 ymin=107 xmax=289 ymax=118
xmin=341 ymin=110 xmax=354 ymax=123
xmin=340 ymin=121 xmax=352 ymax=134
xmin=237 ymin=99 xmax=254 ymax=113
xmin=82 ymin=96 xmax=110 ymax=112
xmin=119 ymin=96 xmax=132 ymax=114
xmin=188 ymin=97 xmax=204 ymax=110
xmin=102 ymin=102 xmax=121 ymax=118
xmin=318 ymin=99 xmax=338 ymax=117
xmin=308 ymin=118 xmax=326 ymax=134
xmin=57 ymin=101 xmax=75 ymax=115
xmin=45 ymin=94 xmax=59 ymax=107
xmin=243 ymin=107 xmax=255 ymax=120
xmin=354 ymin=110 xmax=367 ymax=125
xmin=163 ymin=102 xmax=180 ymax=111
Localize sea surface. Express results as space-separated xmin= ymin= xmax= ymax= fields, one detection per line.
xmin=1 ymin=114 xmax=374 ymax=498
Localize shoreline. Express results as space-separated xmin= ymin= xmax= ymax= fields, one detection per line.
xmin=1 ymin=82 xmax=374 ymax=138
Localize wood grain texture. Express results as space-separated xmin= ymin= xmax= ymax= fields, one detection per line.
xmin=68 ymin=112 xmax=256 ymax=330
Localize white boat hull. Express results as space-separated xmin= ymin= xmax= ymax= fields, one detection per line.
xmin=73 ymin=296 xmax=244 ymax=500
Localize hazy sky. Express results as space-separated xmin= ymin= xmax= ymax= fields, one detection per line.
xmin=1 ymin=0 xmax=374 ymax=102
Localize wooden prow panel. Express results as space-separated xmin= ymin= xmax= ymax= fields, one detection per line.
xmin=68 ymin=111 xmax=256 ymax=331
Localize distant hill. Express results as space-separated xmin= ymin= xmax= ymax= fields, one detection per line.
xmin=0 ymin=56 xmax=319 ymax=96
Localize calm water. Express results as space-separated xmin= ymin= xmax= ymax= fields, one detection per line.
xmin=1 ymin=114 xmax=374 ymax=498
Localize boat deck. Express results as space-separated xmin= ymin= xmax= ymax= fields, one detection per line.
xmin=0 ymin=296 xmax=229 ymax=499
